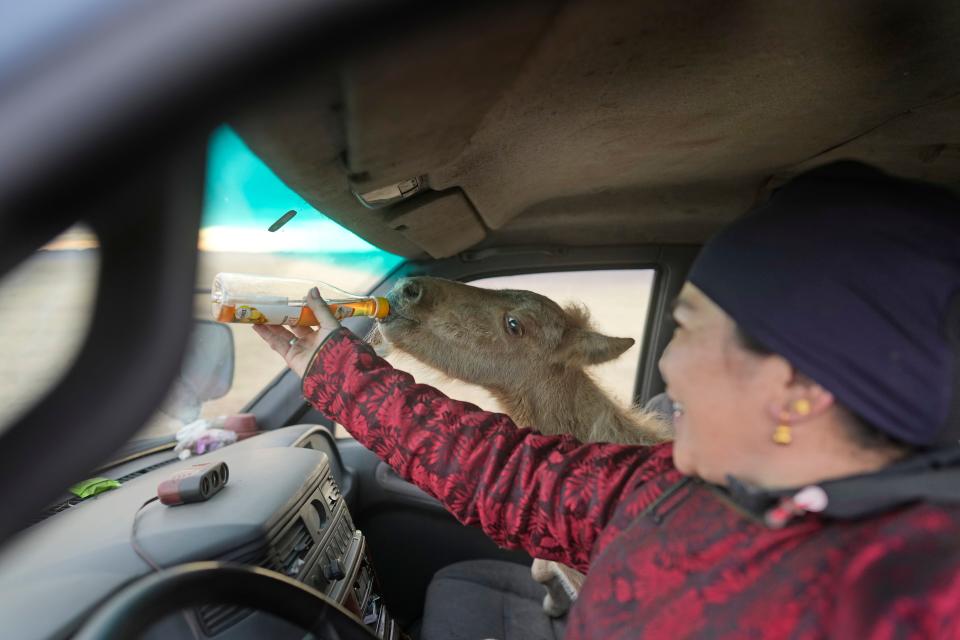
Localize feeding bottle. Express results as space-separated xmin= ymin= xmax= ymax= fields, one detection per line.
xmin=211 ymin=273 xmax=390 ymax=326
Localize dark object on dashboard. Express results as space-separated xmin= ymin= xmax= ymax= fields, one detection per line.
xmin=157 ymin=462 xmax=229 ymax=506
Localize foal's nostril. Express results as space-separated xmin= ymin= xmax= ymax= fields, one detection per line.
xmin=402 ymin=281 xmax=423 ymax=304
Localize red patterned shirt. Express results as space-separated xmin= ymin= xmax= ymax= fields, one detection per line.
xmin=303 ymin=328 xmax=960 ymax=639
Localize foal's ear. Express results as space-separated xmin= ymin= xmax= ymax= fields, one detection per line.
xmin=554 ymin=329 xmax=635 ymax=366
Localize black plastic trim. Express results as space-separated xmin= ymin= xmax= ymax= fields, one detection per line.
xmin=634 ymin=245 xmax=700 ymax=404
xmin=0 ymin=142 xmax=206 ymax=546
xmin=939 ymin=291 xmax=960 ymax=445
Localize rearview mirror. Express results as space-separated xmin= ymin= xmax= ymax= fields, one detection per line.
xmin=161 ymin=320 xmax=235 ymax=423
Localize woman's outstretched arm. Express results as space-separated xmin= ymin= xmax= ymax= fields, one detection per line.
xmin=299 ymin=326 xmax=673 ymax=571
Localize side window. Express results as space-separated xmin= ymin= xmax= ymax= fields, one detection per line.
xmin=0 ymin=225 xmax=99 ymax=434
xmin=382 ymin=269 xmax=654 ymax=422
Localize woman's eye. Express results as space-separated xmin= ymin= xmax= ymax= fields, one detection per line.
xmin=504 ymin=315 xmax=524 ymax=337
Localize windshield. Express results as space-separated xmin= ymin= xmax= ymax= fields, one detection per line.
xmin=0 ymin=126 xmax=402 ymax=451
xmin=138 ymin=126 xmax=404 ymax=445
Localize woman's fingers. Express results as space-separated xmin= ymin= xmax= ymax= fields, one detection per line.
xmin=253 ymin=324 xmax=299 ymax=358
xmin=290 ymin=325 xmax=314 ymax=339
xmin=252 ymin=288 xmax=345 ymax=378
xmin=253 ymin=323 xmax=320 ymax=377
xmin=306 ymin=287 xmax=341 ymax=330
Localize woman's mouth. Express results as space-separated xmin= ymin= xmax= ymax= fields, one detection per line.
xmin=671 ymin=399 xmax=685 ymax=422
xmin=661 ymin=388 xmax=685 ymax=423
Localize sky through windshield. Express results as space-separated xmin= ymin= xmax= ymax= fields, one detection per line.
xmin=201 ymin=126 xmax=400 ymax=262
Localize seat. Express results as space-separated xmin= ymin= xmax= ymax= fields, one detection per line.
xmin=420 ymin=559 xmax=566 ymax=640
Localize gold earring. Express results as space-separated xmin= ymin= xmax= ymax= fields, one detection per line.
xmin=773 ymin=424 xmax=792 ymax=445
xmin=794 ymin=399 xmax=811 ymax=416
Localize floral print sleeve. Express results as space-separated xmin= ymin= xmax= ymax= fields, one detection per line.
xmin=301 ymin=328 xmax=672 ymax=572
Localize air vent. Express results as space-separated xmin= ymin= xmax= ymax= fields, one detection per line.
xmin=273 ymin=517 xmax=314 ymax=578
xmin=232 ymin=543 xmax=273 ymax=570
xmin=196 ymin=540 xmax=286 ymax=635
xmin=197 ymin=603 xmax=251 ymax=637
xmin=114 ymin=457 xmax=180 ymax=483
xmin=332 ymin=519 xmax=353 ymax=556
xmin=27 ymin=457 xmax=180 ymax=528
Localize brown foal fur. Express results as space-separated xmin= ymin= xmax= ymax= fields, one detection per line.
xmin=375 ymin=276 xmax=671 ymax=445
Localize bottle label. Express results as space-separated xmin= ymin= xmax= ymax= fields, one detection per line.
xmin=329 ymin=298 xmax=384 ymax=320
xmin=233 ymin=304 xmax=300 ymax=325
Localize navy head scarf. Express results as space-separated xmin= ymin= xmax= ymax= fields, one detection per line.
xmin=689 ymin=161 xmax=960 ymax=447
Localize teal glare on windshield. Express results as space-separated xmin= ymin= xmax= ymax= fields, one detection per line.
xmin=202 ymin=126 xmax=403 ymax=273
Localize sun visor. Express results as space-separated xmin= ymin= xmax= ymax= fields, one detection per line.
xmin=382 ymin=188 xmax=486 ymax=258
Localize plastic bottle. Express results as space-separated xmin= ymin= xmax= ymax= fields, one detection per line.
xmin=211 ymin=273 xmax=390 ymax=326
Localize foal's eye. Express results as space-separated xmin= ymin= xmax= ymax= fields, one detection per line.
xmin=504 ymin=314 xmax=524 ymax=337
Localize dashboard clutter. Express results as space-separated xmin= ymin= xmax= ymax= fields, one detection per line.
xmin=157 ymin=461 xmax=229 ymax=506
xmin=174 ymin=418 xmax=238 ymax=460
xmin=68 ymin=477 xmax=121 ymax=499
xmin=222 ymin=413 xmax=259 ymax=440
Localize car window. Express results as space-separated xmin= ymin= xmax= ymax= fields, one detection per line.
xmin=379 ymin=269 xmax=655 ymax=431
xmin=0 ymin=225 xmax=99 ymax=435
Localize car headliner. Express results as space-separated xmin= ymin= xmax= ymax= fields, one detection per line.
xmin=232 ymin=0 xmax=960 ymax=261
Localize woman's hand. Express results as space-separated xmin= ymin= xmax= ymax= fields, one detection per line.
xmin=252 ymin=287 xmax=342 ymax=377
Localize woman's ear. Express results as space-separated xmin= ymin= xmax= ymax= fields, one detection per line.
xmin=766 ymin=380 xmax=835 ymax=424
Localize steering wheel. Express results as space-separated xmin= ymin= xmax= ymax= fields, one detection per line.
xmin=73 ymin=562 xmax=378 ymax=640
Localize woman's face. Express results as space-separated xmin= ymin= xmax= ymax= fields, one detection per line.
xmin=658 ymin=283 xmax=792 ymax=485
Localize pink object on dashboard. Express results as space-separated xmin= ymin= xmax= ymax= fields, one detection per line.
xmin=222 ymin=413 xmax=258 ymax=440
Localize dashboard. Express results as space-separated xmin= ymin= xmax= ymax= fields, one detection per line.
xmin=0 ymin=425 xmax=397 ymax=640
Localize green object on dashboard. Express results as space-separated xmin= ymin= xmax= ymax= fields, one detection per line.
xmin=69 ymin=477 xmax=121 ymax=499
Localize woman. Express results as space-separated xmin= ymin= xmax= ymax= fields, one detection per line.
xmin=255 ymin=161 xmax=960 ymax=639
